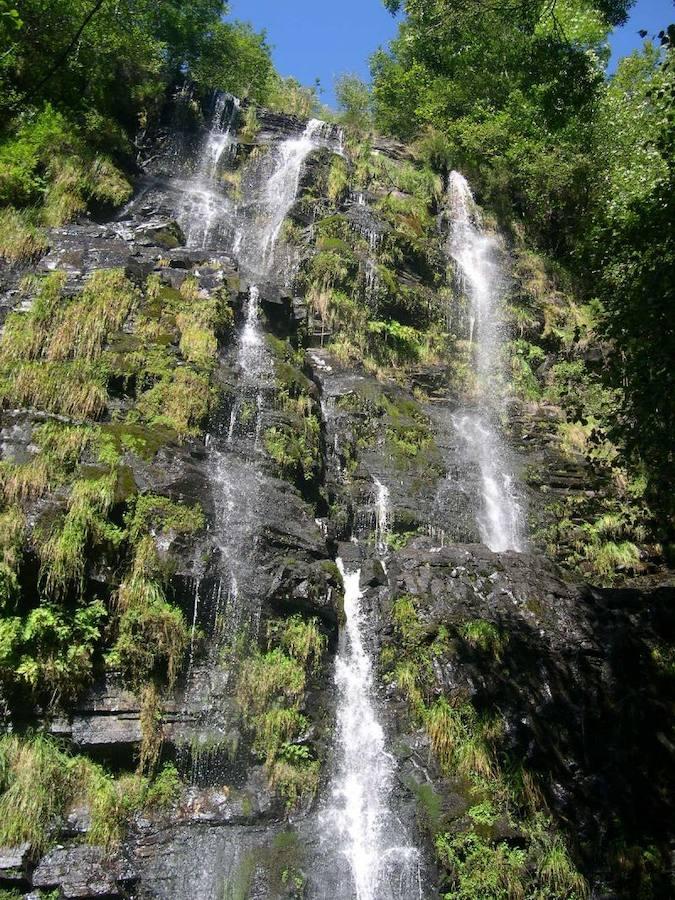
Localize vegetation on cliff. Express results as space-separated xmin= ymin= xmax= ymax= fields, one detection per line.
xmin=365 ymin=0 xmax=674 ymax=562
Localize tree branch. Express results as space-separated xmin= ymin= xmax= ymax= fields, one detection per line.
xmin=33 ymin=0 xmax=109 ymax=93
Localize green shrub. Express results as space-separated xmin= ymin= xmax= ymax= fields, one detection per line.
xmin=460 ymin=620 xmax=507 ymax=659
xmin=0 ymin=105 xmax=131 ymax=223
xmin=0 ymin=359 xmax=108 ymax=419
xmin=269 ymin=615 xmax=326 ymax=672
xmin=83 ymin=766 xmax=147 ymax=849
xmin=265 ymin=418 xmax=320 ymax=483
xmin=1 ymin=269 xmax=138 ymax=363
xmin=328 ymin=155 xmax=350 ymax=203
xmin=39 ymin=472 xmax=120 ymax=597
xmin=0 ymin=734 xmax=182 ymax=856
xmin=236 ymin=631 xmax=321 ymax=807
xmin=435 ymin=831 xmax=528 ymax=900
xmin=268 ymin=757 xmax=320 ymax=809
xmin=240 ymin=105 xmax=260 ymax=142
xmin=534 ymin=829 xmax=589 ymax=898
xmin=10 ymin=601 xmax=106 ymax=704
xmin=145 ymin=763 xmax=181 ymax=809
xmin=126 ymin=495 xmax=205 ymax=544
xmin=266 ymin=76 xmax=318 ymax=118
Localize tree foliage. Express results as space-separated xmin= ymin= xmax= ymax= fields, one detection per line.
xmin=336 ymin=74 xmax=373 ymax=131
xmin=588 ymin=42 xmax=674 ymax=507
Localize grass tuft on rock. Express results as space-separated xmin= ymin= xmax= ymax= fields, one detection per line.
xmin=0 ymin=208 xmax=48 ymax=262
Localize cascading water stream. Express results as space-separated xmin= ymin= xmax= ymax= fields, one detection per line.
xmin=446 ymin=171 xmax=525 ymax=553
xmin=373 ymin=477 xmax=391 ymax=557
xmin=179 ymin=115 xmax=332 ymax=780
xmin=324 ymin=559 xmax=422 ymax=900
xmin=234 ymin=118 xmax=329 ymax=278
xmin=179 ymin=93 xmax=240 ymax=249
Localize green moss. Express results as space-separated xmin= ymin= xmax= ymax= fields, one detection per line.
xmin=99 ymin=422 xmax=176 ymax=460
xmin=127 ymin=494 xmax=205 ymax=543
xmin=460 ymin=620 xmax=507 ymax=660
xmin=224 ymin=852 xmax=256 ymax=900
xmin=408 ymin=779 xmax=444 ymax=834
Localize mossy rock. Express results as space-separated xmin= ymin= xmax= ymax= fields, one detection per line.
xmin=99 ymin=422 xmax=177 ymax=460
xmin=134 ymin=220 xmax=186 ymax=250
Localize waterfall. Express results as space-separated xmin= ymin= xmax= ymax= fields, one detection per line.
xmin=180 ymin=93 xmax=240 ymax=249
xmin=226 ymin=284 xmax=271 ymax=445
xmin=178 ymin=119 xmax=329 ymax=780
xmin=235 ymin=118 xmax=329 ymax=278
xmin=324 ymin=560 xmax=422 ymax=900
xmin=446 ymin=171 xmax=525 ymax=553
xmin=201 ymin=94 xmax=240 ymax=180
xmin=373 ymin=477 xmax=391 ymax=557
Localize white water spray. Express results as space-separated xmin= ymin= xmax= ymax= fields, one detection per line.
xmin=325 ymin=560 xmax=421 ymax=900
xmin=236 ymin=119 xmax=329 ymax=277
xmin=373 ymin=477 xmax=391 ymax=557
xmin=180 ymin=93 xmax=240 ymax=248
xmin=177 ymin=117 xmax=331 ymax=781
xmin=446 ymin=172 xmax=525 ymax=552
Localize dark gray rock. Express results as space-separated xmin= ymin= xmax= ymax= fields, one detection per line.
xmin=132 ymin=219 xmax=185 ymax=250
xmin=31 ymin=846 xmax=136 ymax=898
xmin=0 ymin=842 xmax=31 ymax=883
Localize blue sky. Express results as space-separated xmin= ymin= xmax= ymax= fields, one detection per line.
xmin=607 ymin=0 xmax=674 ymax=72
xmin=227 ymin=0 xmax=398 ymax=106
xmin=228 ymin=0 xmax=674 ymax=106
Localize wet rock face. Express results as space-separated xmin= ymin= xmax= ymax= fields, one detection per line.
xmin=376 ymin=537 xmax=675 ymax=889
xmin=32 ymin=846 xmax=136 ymax=898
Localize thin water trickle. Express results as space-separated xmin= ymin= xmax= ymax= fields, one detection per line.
xmin=373 ymin=477 xmax=391 ymax=557
xmin=446 ymin=171 xmax=525 ymax=552
xmin=323 ymin=560 xmax=422 ymax=900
